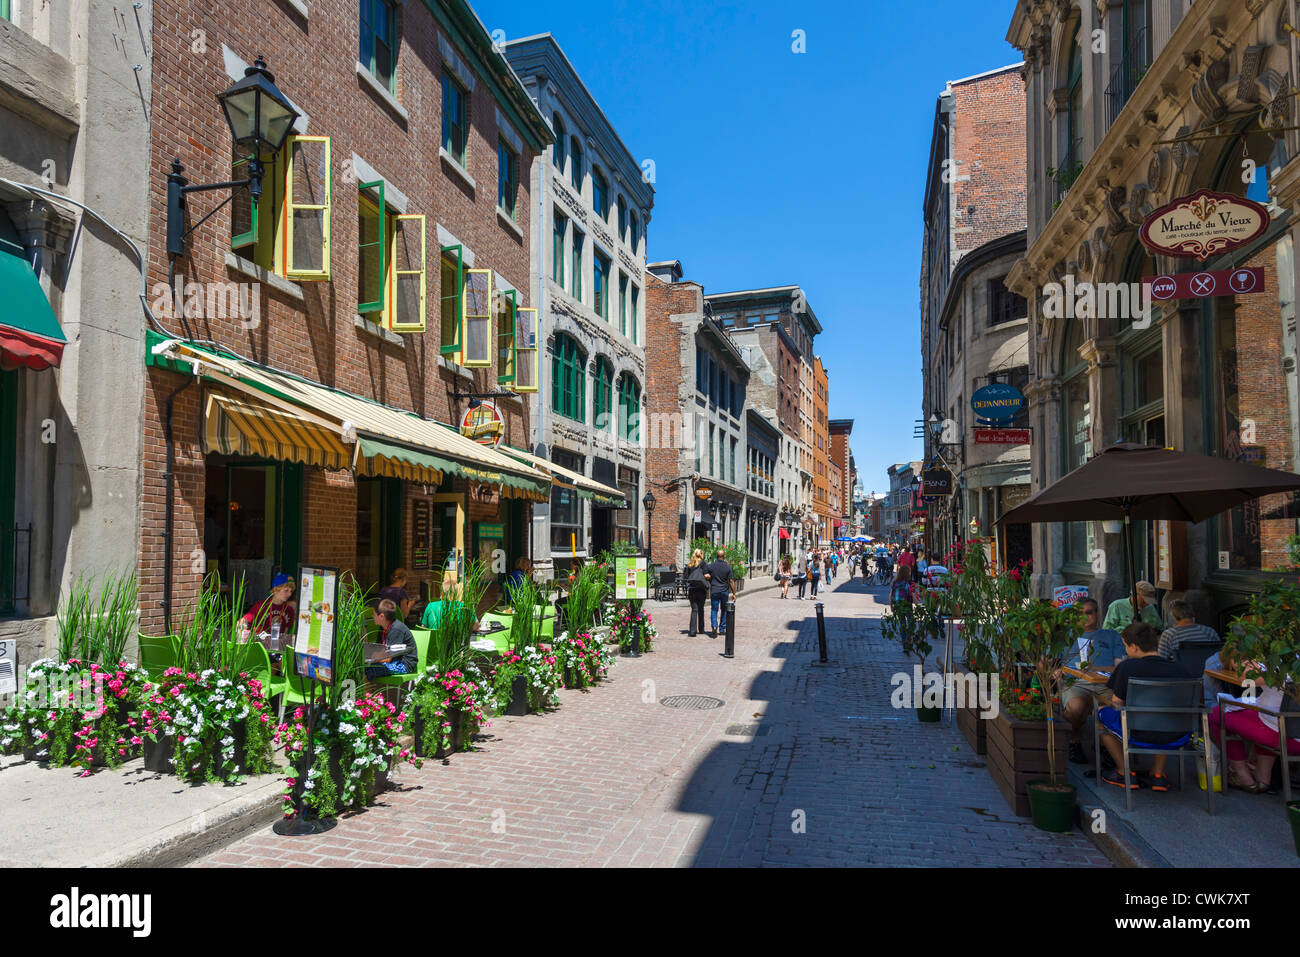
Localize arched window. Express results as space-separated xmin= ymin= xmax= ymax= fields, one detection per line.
xmin=618 ymin=374 xmax=641 ymax=443
xmin=592 ymin=168 xmax=608 ymax=221
xmin=616 ymin=196 xmax=627 ymax=241
xmin=552 ymin=113 xmax=566 ymax=171
xmin=551 ymin=333 xmax=586 ymax=422
xmin=1056 ymin=20 xmax=1083 ymax=202
xmin=593 ymin=356 xmax=614 ymax=433
xmin=629 ymin=210 xmax=639 ymax=255
xmin=570 ymin=136 xmax=583 ymax=191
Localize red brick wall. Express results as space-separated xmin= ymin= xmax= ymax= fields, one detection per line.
xmin=950 ymin=68 xmax=1027 ymax=255
xmin=828 ymin=426 xmax=851 ymax=521
xmin=140 ymin=0 xmax=539 ymax=626
xmin=303 ymin=470 xmax=358 ymax=572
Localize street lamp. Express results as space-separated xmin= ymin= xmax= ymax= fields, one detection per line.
xmin=640 ymin=490 xmax=656 ymax=555
xmin=168 ymin=57 xmax=300 ymax=258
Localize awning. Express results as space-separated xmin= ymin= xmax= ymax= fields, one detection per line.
xmin=499 ymin=446 xmax=627 ymax=507
xmin=153 ymin=335 xmax=551 ymax=500
xmin=778 ymin=528 xmax=790 ymax=539
xmin=0 ymin=245 xmax=66 ymax=371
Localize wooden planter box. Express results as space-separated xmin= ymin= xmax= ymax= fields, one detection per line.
xmin=955 ymin=683 xmax=987 ymax=757
xmin=985 ymin=711 xmax=1068 ymax=818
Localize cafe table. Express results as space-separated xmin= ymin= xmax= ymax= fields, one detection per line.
xmin=1204 ymin=667 xmax=1247 ymax=686
xmin=478 ymin=606 xmax=557 ymax=649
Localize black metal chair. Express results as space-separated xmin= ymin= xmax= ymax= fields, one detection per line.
xmin=1094 ymin=678 xmax=1213 ymax=813
xmin=1215 ymin=694 xmax=1300 ymax=801
xmin=1174 ymin=638 xmax=1223 ymax=678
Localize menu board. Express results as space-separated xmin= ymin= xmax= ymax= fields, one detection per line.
xmin=0 ymin=639 xmax=16 ymax=695
xmin=615 ymin=556 xmax=648 ymax=600
xmin=293 ymin=565 xmax=339 ymax=685
xmin=411 ymin=501 xmax=431 ymax=571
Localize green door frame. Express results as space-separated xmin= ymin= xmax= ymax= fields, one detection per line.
xmin=218 ymin=457 xmax=302 ymax=586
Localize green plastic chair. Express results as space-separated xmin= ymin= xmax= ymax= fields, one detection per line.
xmin=137 ymin=634 xmax=180 ymax=677
xmin=277 ymin=661 xmax=315 ymax=723
xmin=231 ymin=641 xmax=286 ymax=705
xmin=373 ymin=629 xmax=430 ymax=691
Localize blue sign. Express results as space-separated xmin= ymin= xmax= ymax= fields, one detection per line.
xmin=971 ymin=383 xmax=1024 ymax=424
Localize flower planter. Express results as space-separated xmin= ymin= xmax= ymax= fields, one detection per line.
xmin=1027 ymin=780 xmax=1077 ymax=832
xmin=954 ymin=664 xmax=987 ymax=755
xmin=985 ymin=711 xmax=1068 ymax=818
xmin=504 ymin=675 xmax=529 ymax=716
xmin=435 ymin=708 xmax=465 ymax=760
xmin=142 ymin=734 xmax=174 ymax=773
xmin=290 ymin=743 xmax=390 ymax=812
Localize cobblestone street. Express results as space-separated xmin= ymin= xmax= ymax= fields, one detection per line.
xmin=199 ymin=575 xmax=1108 ymax=867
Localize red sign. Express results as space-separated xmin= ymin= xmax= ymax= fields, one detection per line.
xmin=459 ymin=400 xmax=504 ymax=447
xmin=1144 ymin=267 xmax=1264 ymax=301
xmin=974 ymin=428 xmax=1031 ymax=445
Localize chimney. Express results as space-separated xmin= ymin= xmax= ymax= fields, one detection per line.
xmin=647 ymin=260 xmax=683 ymax=284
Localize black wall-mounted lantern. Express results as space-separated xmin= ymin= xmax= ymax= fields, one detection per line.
xmin=167 ymin=57 xmax=300 ymax=259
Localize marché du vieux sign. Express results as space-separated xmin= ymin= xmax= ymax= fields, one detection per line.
xmin=1139 ymin=189 xmax=1270 ymax=261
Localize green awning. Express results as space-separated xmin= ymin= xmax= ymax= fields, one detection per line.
xmin=359 ymin=435 xmax=548 ymax=498
xmin=0 ymin=231 xmax=65 ymax=370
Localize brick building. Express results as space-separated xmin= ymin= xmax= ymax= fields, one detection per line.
xmin=812 ymin=356 xmax=831 ymax=543
xmin=139 ymin=0 xmax=555 ymax=634
xmin=1007 ymin=0 xmax=1300 ymax=625
xmin=828 ymin=418 xmax=853 ymax=534
xmin=504 ymin=34 xmax=652 ymax=574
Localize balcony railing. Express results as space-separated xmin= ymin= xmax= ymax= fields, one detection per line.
xmin=1051 ymin=138 xmax=1084 ymax=206
xmin=1104 ymin=27 xmax=1151 ymax=128
xmin=0 ymin=523 xmax=32 ymax=615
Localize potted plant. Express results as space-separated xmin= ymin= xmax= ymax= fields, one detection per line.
xmin=724 ymin=541 xmax=750 ymax=591
xmin=881 ymin=587 xmax=945 ymax=722
xmin=492 ymin=644 xmax=562 ymax=713
xmin=613 ymin=603 xmax=657 ymax=654
xmin=408 ymin=659 xmax=494 ymax=758
xmin=1008 ymin=600 xmax=1081 ymax=831
xmin=142 ymin=667 xmax=276 ymax=783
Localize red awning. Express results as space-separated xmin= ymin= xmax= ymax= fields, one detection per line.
xmin=0 ymin=324 xmax=65 ymax=371
xmin=778 ymin=528 xmax=790 ymax=539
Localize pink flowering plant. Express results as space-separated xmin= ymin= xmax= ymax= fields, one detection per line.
xmin=409 ymin=659 xmax=494 ymax=756
xmin=275 ymin=691 xmax=420 ymax=819
xmin=141 ymin=667 xmax=275 ymax=784
xmin=613 ymin=604 xmax=657 ymax=653
xmin=492 ymin=644 xmax=562 ymax=711
xmin=1 ymin=658 xmax=153 ymax=772
xmin=551 ymin=631 xmax=613 ymax=687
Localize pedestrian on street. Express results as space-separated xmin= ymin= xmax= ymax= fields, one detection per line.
xmin=779 ymin=554 xmax=793 ymax=599
xmin=685 ymin=548 xmax=708 ymax=637
xmin=889 ymin=564 xmax=914 ymax=609
xmin=796 ymin=552 xmax=809 ymax=600
xmin=703 ymin=548 xmax=737 ymax=639
xmin=809 ymin=550 xmax=822 ymax=598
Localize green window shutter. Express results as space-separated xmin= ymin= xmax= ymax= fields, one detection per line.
xmin=631 ymin=287 xmax=639 ymax=345
xmin=231 ymin=152 xmax=259 ymax=249
xmin=498 ymin=289 xmax=516 ymax=383
xmin=358 ymin=180 xmax=386 ymax=314
xmin=439 ymin=244 xmax=463 ymax=354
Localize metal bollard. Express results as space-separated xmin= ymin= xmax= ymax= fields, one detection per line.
xmin=815 ymin=602 xmax=828 ymax=664
xmin=723 ymin=599 xmax=735 ymax=658
xmin=629 ymin=618 xmax=642 ymax=658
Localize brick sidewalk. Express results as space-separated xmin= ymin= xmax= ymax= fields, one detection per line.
xmin=198 ymin=577 xmax=1108 ymax=867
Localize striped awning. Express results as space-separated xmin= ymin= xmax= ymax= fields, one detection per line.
xmin=499 ymin=446 xmax=627 ymax=506
xmin=204 ymin=391 xmax=351 ymax=469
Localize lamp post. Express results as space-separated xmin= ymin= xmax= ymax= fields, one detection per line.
xmin=168 ymin=57 xmax=299 ymax=259
xmin=641 ymin=490 xmax=656 ymax=559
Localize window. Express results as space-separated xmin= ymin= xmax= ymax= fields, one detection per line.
xmin=552 ymin=214 xmax=566 ymax=288
xmin=551 ymin=333 xmax=586 ymax=422
xmin=614 ymin=466 xmax=639 ymax=544
xmin=357 ymin=182 xmax=386 ymax=314
xmin=593 ymin=356 xmax=614 ymax=433
xmin=629 ymin=210 xmax=639 ymax=254
xmin=619 ymin=375 xmax=640 ymax=443
xmin=513 ymin=306 xmax=539 ymax=393
xmin=359 ymin=0 xmax=397 ymax=93
xmin=630 ymin=285 xmax=639 ymax=345
xmin=441 ymin=70 xmax=469 ymax=166
xmin=618 ymin=276 xmax=628 ymax=337
xmin=696 ymin=347 xmax=706 ymax=395
xmin=439 ymin=245 xmax=464 ymax=354
xmin=1059 ymin=21 xmax=1083 ymax=200
xmin=462 ymin=268 xmax=492 ymax=366
xmin=571 ymin=230 xmax=584 ymax=303
xmin=0 ymin=0 xmax=9 ymax=20
xmin=989 ymin=277 xmax=1027 ymax=326
xmin=552 ymin=113 xmax=566 ymax=170
xmin=593 ymin=251 xmax=610 ymax=319
xmin=497 ymin=139 xmax=518 ymax=219
xmin=592 ymin=169 xmax=608 ymax=221
xmin=617 ymin=196 xmax=627 ymax=241
xmin=730 ymin=437 xmax=737 ymax=485
xmin=570 ymin=136 xmax=583 ymax=191
xmin=708 ymin=424 xmax=715 ymax=476
xmin=497 ymin=289 xmax=516 ymax=383
xmin=550 ymin=449 xmax=584 ymax=551
xmin=231 ymin=135 xmax=332 ymax=280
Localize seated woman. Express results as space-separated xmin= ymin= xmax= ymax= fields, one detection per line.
xmin=365 ymin=599 xmax=418 ymax=678
xmin=240 ymin=572 xmax=297 ymax=643
xmin=1208 ymin=661 xmax=1300 ymax=793
xmin=377 ymin=568 xmax=414 ymax=620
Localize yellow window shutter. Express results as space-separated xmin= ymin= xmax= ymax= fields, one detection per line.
xmin=462 ymin=268 xmax=492 ymax=366
xmin=283 ymin=134 xmax=331 ymax=280
xmin=514 ymin=306 xmax=539 ymax=393
xmin=389 ymin=213 xmax=426 ymax=332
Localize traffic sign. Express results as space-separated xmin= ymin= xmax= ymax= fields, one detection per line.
xmin=1144 ymin=267 xmax=1264 ymax=301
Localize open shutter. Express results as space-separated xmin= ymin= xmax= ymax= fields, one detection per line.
xmin=389 ymin=213 xmax=426 ymax=332
xmin=497 ymin=289 xmax=516 ymax=384
xmin=357 ymin=180 xmax=386 ymax=314
xmin=515 ymin=307 xmax=538 ymax=393
xmin=231 ymin=152 xmax=258 ymax=249
xmin=284 ymin=135 xmax=332 ymax=280
xmin=439 ymin=244 xmax=463 ymax=355
xmin=462 ymin=267 xmax=492 ymax=366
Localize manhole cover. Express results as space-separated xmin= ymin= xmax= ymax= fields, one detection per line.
xmin=660 ymin=695 xmax=725 ymax=710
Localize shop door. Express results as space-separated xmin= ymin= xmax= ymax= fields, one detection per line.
xmin=429 ymin=496 xmax=464 ymax=580
xmin=591 ymin=506 xmax=611 ymax=556
xmin=356 ymin=477 xmax=402 ymax=596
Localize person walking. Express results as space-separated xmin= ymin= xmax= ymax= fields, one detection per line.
xmin=703 ymin=548 xmax=737 ymax=639
xmin=685 ymin=548 xmax=708 ymax=637
xmin=809 ymin=550 xmax=823 ymax=598
xmin=796 ymin=551 xmax=809 ymax=600
xmin=778 ymin=554 xmax=793 ymax=599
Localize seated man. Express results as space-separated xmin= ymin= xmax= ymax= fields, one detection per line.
xmin=1058 ymin=597 xmax=1124 ymax=765
xmin=365 ymin=599 xmax=418 ymax=679
xmin=1157 ymin=598 xmax=1220 ymax=660
xmin=1103 ymin=580 xmax=1162 ymax=631
xmin=1097 ymin=622 xmax=1192 ymax=791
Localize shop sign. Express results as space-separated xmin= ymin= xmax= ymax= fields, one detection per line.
xmin=1144 ymin=267 xmax=1265 ymax=301
xmin=614 ymin=556 xmax=648 ymax=600
xmin=970 ymin=384 xmax=1023 ymax=424
xmin=412 ymin=501 xmax=431 ymax=571
xmin=1139 ymin=189 xmax=1270 ymax=261
xmin=920 ymin=468 xmax=952 ymax=497
xmin=294 ymin=565 xmax=339 ymax=684
xmin=974 ymin=427 xmax=1031 ymax=445
xmin=1052 ymin=585 xmax=1089 ymax=609
xmin=910 ymin=509 xmax=927 ymax=519
xmin=460 ymin=400 xmax=504 ymax=448
xmin=696 ymin=487 xmax=713 ymax=500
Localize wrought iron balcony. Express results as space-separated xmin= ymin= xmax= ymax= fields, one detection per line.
xmin=1104 ymin=27 xmax=1151 ymax=128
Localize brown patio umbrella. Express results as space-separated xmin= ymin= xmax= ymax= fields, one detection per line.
xmin=997 ymin=443 xmax=1300 ymax=616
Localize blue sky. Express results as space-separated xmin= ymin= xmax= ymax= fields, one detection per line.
xmin=478 ymin=0 xmax=1022 ymax=497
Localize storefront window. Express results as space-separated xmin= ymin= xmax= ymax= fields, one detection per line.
xmin=550 ymin=449 xmax=584 ymax=552
xmin=614 ymin=466 xmax=639 ymax=545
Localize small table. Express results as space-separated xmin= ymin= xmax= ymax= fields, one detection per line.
xmin=1204 ymin=667 xmax=1247 ymax=687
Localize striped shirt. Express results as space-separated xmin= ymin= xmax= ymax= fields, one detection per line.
xmin=1158 ymin=622 xmax=1220 ymax=660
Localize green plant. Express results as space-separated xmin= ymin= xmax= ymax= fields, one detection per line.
xmin=564 ymin=560 xmax=609 ymax=634
xmin=723 ymin=541 xmax=750 ymax=577
xmin=55 ymin=570 xmax=139 ymax=666
xmin=428 ymin=557 xmax=491 ymax=672
xmin=941 ymin=538 xmax=1029 ymax=681
xmin=1225 ymin=576 xmax=1300 ymax=692
xmin=612 ymin=603 xmax=657 ymax=653
xmin=689 ymin=537 xmax=713 ymax=560
xmin=504 ymin=569 xmax=549 ymax=655
xmin=881 ymin=588 xmax=944 ymax=673
xmin=145 ymin=668 xmax=276 ymax=784
xmin=173 ymin=574 xmax=246 ymax=679
xmin=409 ymin=659 xmax=494 ymax=756
xmin=1005 ymin=601 xmax=1082 ymax=786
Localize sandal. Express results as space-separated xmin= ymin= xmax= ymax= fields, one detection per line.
xmin=1227 ymin=773 xmax=1268 ymax=793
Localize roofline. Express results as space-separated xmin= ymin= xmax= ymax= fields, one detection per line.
xmin=945 ymin=61 xmax=1025 ymax=89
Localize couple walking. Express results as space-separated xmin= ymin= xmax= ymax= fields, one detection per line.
xmin=684 ymin=548 xmax=738 ymax=638
xmin=777 ymin=548 xmax=827 ymax=600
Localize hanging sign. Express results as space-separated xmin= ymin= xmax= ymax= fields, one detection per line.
xmin=294 ymin=565 xmax=339 ymax=684
xmin=1138 ymin=189 xmax=1270 ymax=261
xmin=974 ymin=427 xmax=1031 ymax=445
xmin=460 ymin=400 xmax=504 ymax=447
xmin=921 ymin=468 xmax=952 ymax=497
xmin=1144 ymin=267 xmax=1265 ymax=301
xmin=0 ymin=639 xmax=16 ymax=695
xmin=412 ymin=501 xmax=431 ymax=571
xmin=614 ymin=556 xmax=648 ymax=600
xmin=1052 ymin=585 xmax=1089 ymax=609
xmin=695 ymin=487 xmax=714 ymax=500
xmin=970 ymin=384 xmax=1024 ymax=424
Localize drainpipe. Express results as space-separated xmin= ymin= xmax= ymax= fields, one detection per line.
xmin=159 ymin=259 xmax=195 ymax=636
